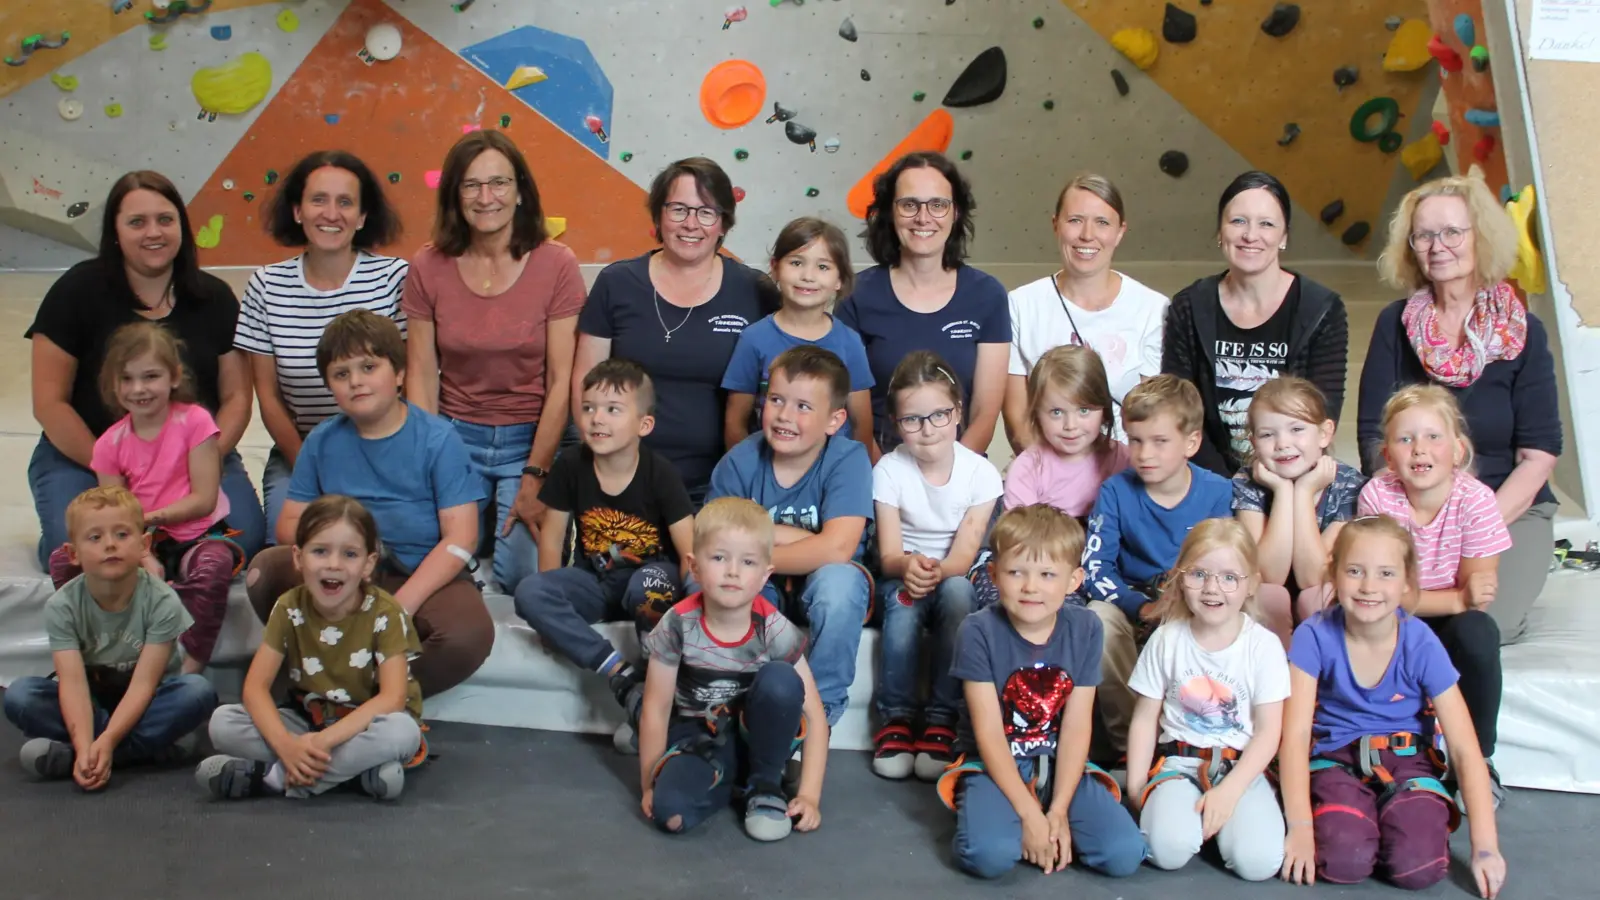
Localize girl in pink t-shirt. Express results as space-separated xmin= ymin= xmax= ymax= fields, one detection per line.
xmin=1003 ymin=344 xmax=1129 ymax=519
xmin=48 ymin=323 xmax=242 ymax=673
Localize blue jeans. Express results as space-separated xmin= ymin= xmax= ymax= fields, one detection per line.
xmin=29 ymin=435 xmax=265 ymax=569
xmin=446 ymin=418 xmax=539 ymax=592
xmin=954 ymin=756 xmax=1147 ymax=879
xmin=876 ymin=575 xmax=975 ymax=723
xmin=261 ymin=444 xmax=293 ymax=546
xmin=3 ymin=674 xmax=217 ymax=763
xmin=512 ymin=562 xmax=679 ymax=672
xmin=762 ymin=563 xmax=870 ymax=727
xmin=651 ymin=661 xmax=804 ymax=834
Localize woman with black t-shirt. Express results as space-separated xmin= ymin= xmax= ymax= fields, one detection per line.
xmin=1162 ymin=171 xmax=1349 ymax=475
xmin=26 ymin=171 xmax=266 ymax=565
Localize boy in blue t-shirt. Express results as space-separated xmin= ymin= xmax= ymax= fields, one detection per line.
xmin=1082 ymin=374 xmax=1233 ymax=753
xmin=943 ymin=505 xmax=1145 ymax=879
xmin=243 ymin=310 xmax=491 ymax=698
xmin=706 ymin=345 xmax=873 ymax=727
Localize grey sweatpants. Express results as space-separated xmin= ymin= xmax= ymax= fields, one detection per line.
xmin=1491 ymin=501 xmax=1557 ymax=644
xmin=1139 ymin=760 xmax=1285 ymax=881
xmin=208 ymin=704 xmax=421 ymax=798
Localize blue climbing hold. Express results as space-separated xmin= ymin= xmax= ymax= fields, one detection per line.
xmin=211 ymin=25 xmax=232 ymax=41
xmin=1454 ymin=14 xmax=1475 ymax=48
xmin=1464 ymin=108 xmax=1500 ymax=128
xmin=1499 ymin=185 xmax=1513 ymax=204
xmin=324 ymin=113 xmax=340 ymax=125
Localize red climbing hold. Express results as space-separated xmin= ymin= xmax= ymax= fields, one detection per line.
xmin=1428 ymin=35 xmax=1464 ymax=72
xmin=1431 ymin=120 xmax=1451 ymax=146
xmin=1473 ymin=134 xmax=1497 ymax=162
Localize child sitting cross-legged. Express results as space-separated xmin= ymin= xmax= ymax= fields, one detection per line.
xmin=197 ymin=495 xmax=424 ymax=801
xmin=4 ymin=486 xmax=217 ymax=788
xmin=637 ymin=497 xmax=830 ymax=841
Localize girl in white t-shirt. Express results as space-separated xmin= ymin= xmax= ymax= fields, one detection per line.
xmin=871 ymin=351 xmax=1002 ymax=783
xmin=1126 ymin=518 xmax=1290 ymax=881
xmin=1003 ymin=345 xmax=1130 ymax=520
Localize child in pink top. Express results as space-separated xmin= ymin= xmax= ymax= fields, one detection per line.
xmin=1003 ymin=345 xmax=1129 ymax=519
xmin=48 ymin=323 xmax=243 ymax=673
xmin=1356 ymin=384 xmax=1512 ymax=789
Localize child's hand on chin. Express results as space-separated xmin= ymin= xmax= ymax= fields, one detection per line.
xmin=1296 ymin=456 xmax=1338 ymax=495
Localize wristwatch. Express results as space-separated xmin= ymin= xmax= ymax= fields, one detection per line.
xmin=522 ymin=464 xmax=549 ymax=479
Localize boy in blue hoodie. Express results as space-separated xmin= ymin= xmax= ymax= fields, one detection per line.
xmin=1082 ymin=374 xmax=1232 ymax=753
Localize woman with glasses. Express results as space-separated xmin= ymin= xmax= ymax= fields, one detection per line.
xmin=837 ymin=152 xmax=1011 ymax=461
xmin=1358 ymin=174 xmax=1560 ymax=646
xmin=1002 ymin=174 xmax=1168 ymax=451
xmin=1162 ymin=171 xmax=1349 ymax=476
xmin=402 ymin=131 xmax=586 ymax=591
xmin=573 ymin=157 xmax=779 ymax=502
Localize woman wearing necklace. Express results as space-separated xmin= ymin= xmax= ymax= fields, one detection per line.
xmin=404 ymin=131 xmax=586 ymax=591
xmin=1002 ymin=174 xmax=1168 ymax=451
xmin=1162 ymin=171 xmax=1348 ymax=476
xmin=836 ymin=152 xmax=1011 ymax=461
xmin=237 ymin=150 xmax=408 ymax=543
xmin=26 ymin=170 xmax=266 ymax=564
xmin=573 ymin=157 xmax=779 ymax=501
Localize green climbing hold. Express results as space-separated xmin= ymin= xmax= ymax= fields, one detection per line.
xmin=104 ymin=103 xmax=123 ymax=118
xmin=1033 ymin=17 xmax=1045 ymax=29
xmin=243 ymin=192 xmax=255 ymax=202
xmin=805 ymin=187 xmax=820 ymax=198
xmin=388 ymin=172 xmax=401 ymax=184
xmin=265 ymin=170 xmax=279 ymax=185
xmin=913 ymin=91 xmax=926 ymax=102
xmin=1043 ymin=99 xmax=1055 ymax=110
xmin=1350 ymin=97 xmax=1400 ymax=143
xmin=621 ymin=152 xmax=634 ymax=163
xmin=1470 ymin=45 xmax=1490 ymax=72
xmin=1377 ymin=132 xmax=1404 ymax=153
xmin=499 ymin=113 xmax=511 ymax=127
xmin=734 ymin=148 xmax=749 ymax=161
xmin=960 ymin=150 xmax=973 ymax=161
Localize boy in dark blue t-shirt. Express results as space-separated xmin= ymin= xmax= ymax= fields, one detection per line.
xmin=707 ymin=346 xmax=873 ymax=727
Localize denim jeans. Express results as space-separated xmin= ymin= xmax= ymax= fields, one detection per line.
xmin=953 ymin=756 xmax=1147 ymax=879
xmin=445 ymin=418 xmax=539 ymax=592
xmin=29 ymin=435 xmax=265 ymax=569
xmin=2 ymin=674 xmax=217 ymax=763
xmin=512 ymin=562 xmax=679 ymax=672
xmin=762 ymin=562 xmax=871 ymax=727
xmin=261 ymin=444 xmax=293 ymax=546
xmin=875 ymin=575 xmax=975 ymax=723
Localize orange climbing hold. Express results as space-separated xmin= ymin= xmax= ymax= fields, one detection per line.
xmin=700 ymin=60 xmax=767 ymax=130
xmin=846 ymin=109 xmax=955 ymax=219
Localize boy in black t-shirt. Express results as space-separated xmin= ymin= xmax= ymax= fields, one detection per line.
xmin=512 ymin=359 xmax=696 ymax=752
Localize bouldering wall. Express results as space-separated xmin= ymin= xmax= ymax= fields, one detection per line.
xmin=3 ymin=1 xmax=1454 ymax=270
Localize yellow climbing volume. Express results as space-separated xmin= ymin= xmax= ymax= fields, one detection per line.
xmin=191 ymin=52 xmax=273 ymax=116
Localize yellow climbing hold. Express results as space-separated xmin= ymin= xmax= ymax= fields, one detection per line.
xmin=277 ymin=9 xmax=300 ymax=33
xmin=1383 ymin=20 xmax=1433 ymax=72
xmin=506 ymin=65 xmax=548 ymax=90
xmin=1506 ymin=186 xmax=1546 ymax=294
xmin=50 ymin=73 xmax=78 ymax=92
xmin=1400 ymin=133 xmax=1443 ymax=180
xmin=544 ymin=216 xmax=567 ymax=240
xmin=104 ymin=102 xmax=124 ymax=119
xmin=149 ymin=33 xmax=167 ymax=52
xmin=195 ymin=214 xmax=225 ymax=250
xmin=1111 ymin=28 xmax=1159 ymax=71
xmin=192 ymin=52 xmax=273 ymax=116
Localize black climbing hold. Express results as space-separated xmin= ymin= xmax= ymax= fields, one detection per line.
xmin=839 ymin=18 xmax=857 ymax=42
xmin=66 ymin=201 xmax=89 ymax=218
xmin=1042 ymin=99 xmax=1055 ymax=110
xmin=1201 ymin=0 xmax=1212 ymax=5
xmin=1163 ymin=4 xmax=1198 ymax=44
xmin=1333 ymin=66 xmax=1358 ymax=89
xmin=387 ymin=172 xmax=401 ymax=184
xmin=734 ymin=148 xmax=749 ymax=161
xmin=1385 ymin=16 xmax=1403 ymax=32
xmin=1341 ymin=221 xmax=1371 ymax=246
xmin=785 ymin=120 xmax=818 ymax=151
xmin=942 ymin=46 xmax=1007 ymax=108
xmin=1159 ymin=150 xmax=1189 ymax=177
xmin=1277 ymin=123 xmax=1301 ymax=146
xmin=264 ymin=170 xmax=278 ymax=185
xmin=765 ymin=102 xmax=796 ymax=124
xmin=960 ymin=149 xmax=973 ymax=161
xmin=860 ymin=69 xmax=871 ymax=82
xmin=1377 ymin=132 xmax=1404 ymax=153
xmin=1033 ymin=17 xmax=1045 ymax=29
xmin=499 ymin=113 xmax=511 ymax=127
xmin=1261 ymin=3 xmax=1300 ymax=38
xmin=1111 ymin=69 xmax=1130 ymax=96
xmin=1320 ymin=199 xmax=1345 ymax=224
xmin=805 ymin=187 xmax=820 ymax=198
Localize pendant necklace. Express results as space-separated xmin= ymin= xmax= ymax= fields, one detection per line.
xmin=653 ymin=259 xmax=718 ymax=343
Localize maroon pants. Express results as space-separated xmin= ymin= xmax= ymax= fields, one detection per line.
xmin=49 ymin=540 xmax=235 ymax=666
xmin=244 ymin=546 xmax=494 ymax=697
xmin=1310 ymin=743 xmax=1452 ymax=890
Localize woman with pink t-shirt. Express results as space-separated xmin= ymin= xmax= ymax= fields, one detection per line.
xmin=1357 ymin=384 xmax=1512 ymax=803
xmin=404 ymin=131 xmax=586 ymax=592
xmin=48 ymin=322 xmax=242 ymax=674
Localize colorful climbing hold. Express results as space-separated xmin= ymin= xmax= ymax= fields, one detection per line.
xmin=1427 ymin=34 xmax=1464 ymax=73
xmin=765 ymin=103 xmax=796 ymax=124
xmin=823 ymin=137 xmax=841 ymax=153
xmin=505 ymin=66 xmax=548 ymax=90
xmin=1454 ymin=14 xmax=1476 ymax=47
xmin=1319 ymin=199 xmax=1345 ymax=225
xmin=57 ymin=98 xmax=83 ymax=121
xmin=1401 ymin=133 xmax=1444 ymax=180
xmin=1111 ymin=28 xmax=1159 ymax=70
xmin=544 ymin=217 xmax=567 ymax=240
xmin=1163 ymin=4 xmax=1197 ymax=44
xmin=325 ymin=114 xmax=340 ymax=125
xmin=943 ymin=47 xmax=1007 ymax=108
xmin=210 ymin=25 xmax=232 ymax=41
xmin=723 ymin=6 xmax=748 ymax=29
xmin=847 ymin=109 xmax=955 ymax=219
xmin=362 ymin=23 xmax=403 ymax=63
xmin=733 ymin=187 xmax=746 ymax=202
xmin=960 ymin=150 xmax=973 ymax=161
xmin=839 ymin=18 xmax=858 ymax=42
xmin=265 ymin=170 xmax=279 ymax=185
xmin=1431 ymin=120 xmax=1452 ymax=145
xmin=424 ymin=170 xmax=443 ymax=189
xmin=147 ymin=0 xmax=217 ymax=25
xmin=1383 ymin=20 xmax=1433 ymax=72
xmin=499 ymin=113 xmax=511 ymax=128
xmin=620 ymin=152 xmax=633 ymax=163
xmin=1277 ymin=123 xmax=1301 ymax=146
xmin=585 ymin=114 xmax=609 ymax=143
xmin=805 ymin=187 xmax=820 ymax=198
xmin=277 ymin=9 xmax=300 ymax=33
xmin=194 ymin=214 xmax=225 ymax=250
xmin=50 ymin=73 xmax=78 ymax=91
xmin=221 ymin=178 xmax=235 ymax=191
xmin=192 ymin=52 xmax=273 ymax=117
xmin=1506 ymin=186 xmax=1546 ymax=294
xmin=1377 ymin=132 xmax=1403 ymax=153
xmin=149 ymin=34 xmax=167 ymax=52
xmin=785 ymin=121 xmax=818 ymax=152
xmin=1341 ymin=222 xmax=1370 ymax=246
xmin=1349 ymin=97 xmax=1400 ymax=142
xmin=388 ymin=172 xmax=401 ymax=184
xmin=1473 ymin=134 xmax=1497 ymax=162
xmin=1159 ymin=150 xmax=1189 ymax=177
xmin=1464 ymin=108 xmax=1501 ymax=128
xmin=913 ymin=91 xmax=926 ymax=102
xmin=1033 ymin=17 xmax=1045 ymax=30
xmin=1111 ymin=69 xmax=1130 ymax=96
xmin=1385 ymin=16 xmax=1403 ymax=32
xmin=103 ymin=102 xmax=123 ymax=118
xmin=734 ymin=148 xmax=750 ymax=161
xmin=1042 ymin=99 xmax=1055 ymax=111
xmin=242 ymin=192 xmax=255 ymax=203
xmin=1471 ymin=46 xmax=1489 ymax=72
xmin=701 ymin=60 xmax=767 ymax=129
xmin=1260 ymin=4 xmax=1300 ymax=38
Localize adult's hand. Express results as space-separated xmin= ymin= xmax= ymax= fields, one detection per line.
xmin=504 ymin=476 xmax=546 ymax=541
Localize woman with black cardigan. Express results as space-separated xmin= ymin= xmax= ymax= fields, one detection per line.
xmin=1162 ymin=171 xmax=1348 ymax=475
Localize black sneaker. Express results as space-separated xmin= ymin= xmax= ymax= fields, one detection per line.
xmin=195 ymin=755 xmax=270 ymax=799
xmin=913 ymin=721 xmax=957 ymax=782
xmin=19 ymin=738 xmax=74 ymax=781
xmin=872 ymin=718 xmax=916 ymax=780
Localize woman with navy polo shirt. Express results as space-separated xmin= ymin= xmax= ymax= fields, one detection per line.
xmin=836 ymin=152 xmax=1011 ymax=461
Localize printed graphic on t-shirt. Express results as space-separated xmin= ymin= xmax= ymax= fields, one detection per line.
xmin=1002 ymin=663 xmax=1074 ymax=757
xmin=944 ymin=319 xmax=981 ymax=340
xmin=1178 ymin=674 xmax=1244 ymax=736
xmin=578 ymin=506 xmax=662 ymax=560
xmin=708 ymin=314 xmax=750 ymax=334
xmin=771 ymin=503 xmax=820 ymax=533
xmin=635 ymin=565 xmax=680 ymax=631
xmin=1095 ymin=332 xmax=1130 ymax=373
xmin=1214 ymin=338 xmax=1287 ymax=459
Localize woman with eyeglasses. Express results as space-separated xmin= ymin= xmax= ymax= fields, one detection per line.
xmin=1002 ymin=174 xmax=1169 ymax=451
xmin=1162 ymin=171 xmax=1349 ymax=477
xmin=1358 ymin=174 xmax=1560 ymax=646
xmin=573 ymin=157 xmax=780 ymax=502
xmin=836 ymin=152 xmax=1011 ymax=461
xmin=402 ymin=130 xmax=587 ymax=591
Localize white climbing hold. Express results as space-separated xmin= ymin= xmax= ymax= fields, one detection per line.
xmin=364 ymin=24 xmax=403 ymax=62
xmin=58 ymin=98 xmax=83 ymax=121
xmin=823 ymin=137 xmax=841 ymax=153
xmin=222 ymin=178 xmax=235 ymax=191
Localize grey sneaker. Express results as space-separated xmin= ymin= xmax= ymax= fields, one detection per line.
xmin=195 ymin=755 xmax=268 ymax=799
xmin=743 ymin=786 xmax=793 ymax=842
xmin=358 ymin=760 xmax=405 ymax=800
xmin=19 ymin=738 xmax=74 ymax=781
xmin=153 ymin=732 xmax=200 ymax=766
xmin=613 ymin=721 xmax=639 ymax=755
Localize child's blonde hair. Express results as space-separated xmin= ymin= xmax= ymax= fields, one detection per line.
xmin=1122 ymin=374 xmax=1203 ymax=435
xmin=693 ymin=497 xmax=775 ymax=561
xmin=1379 ymin=383 xmax=1475 ymax=474
xmin=1156 ymin=518 xmax=1262 ymax=622
xmin=1027 ymin=345 xmax=1118 ymax=479
xmin=1330 ymin=515 xmax=1422 ymax=611
xmin=99 ymin=322 xmax=194 ymax=413
xmin=1244 ymin=376 xmax=1332 ymax=466
xmin=65 ymin=485 xmax=146 ymax=541
xmin=990 ymin=504 xmax=1086 ymax=566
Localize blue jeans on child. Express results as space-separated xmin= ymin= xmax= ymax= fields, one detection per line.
xmin=876 ymin=576 xmax=975 ymax=724
xmin=446 ymin=418 xmax=539 ymax=592
xmin=29 ymin=435 xmax=265 ymax=568
xmin=512 ymin=562 xmax=679 ymax=672
xmin=953 ymin=756 xmax=1147 ymax=879
xmin=651 ymin=660 xmax=804 ymax=833
xmin=261 ymin=445 xmax=293 ymax=545
xmin=3 ymin=674 xmax=217 ymax=762
xmin=761 ymin=563 xmax=871 ymax=727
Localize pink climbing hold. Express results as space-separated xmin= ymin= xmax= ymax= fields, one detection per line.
xmin=424 ymin=170 xmax=443 ymax=189
xmin=1428 ymin=34 xmax=1464 ymax=72
xmin=723 ymin=6 xmax=748 ymax=29
xmin=585 ymin=114 xmax=609 ymax=143
xmin=733 ymin=186 xmax=747 ymax=202
xmin=462 ymin=123 xmax=482 ymax=134
xmin=1431 ymin=120 xmax=1451 ymax=146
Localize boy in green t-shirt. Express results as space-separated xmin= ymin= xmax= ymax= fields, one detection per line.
xmin=3 ymin=487 xmax=217 ymax=789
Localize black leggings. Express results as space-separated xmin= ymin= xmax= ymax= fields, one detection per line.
xmin=1424 ymin=611 xmax=1502 ymax=758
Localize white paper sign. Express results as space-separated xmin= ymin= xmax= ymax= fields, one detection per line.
xmin=1530 ymin=0 xmax=1600 ymax=62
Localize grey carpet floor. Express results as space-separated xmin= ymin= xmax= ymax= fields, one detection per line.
xmin=0 ymin=716 xmax=1592 ymax=900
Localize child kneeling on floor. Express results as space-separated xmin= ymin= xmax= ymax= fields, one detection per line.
xmin=4 ymin=486 xmax=217 ymax=788
xmin=942 ymin=504 xmax=1146 ymax=879
xmin=637 ymin=497 xmax=830 ymax=841
xmin=198 ymin=495 xmax=424 ymax=801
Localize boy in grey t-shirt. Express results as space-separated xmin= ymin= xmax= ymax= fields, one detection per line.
xmin=2 ymin=487 xmax=216 ymax=789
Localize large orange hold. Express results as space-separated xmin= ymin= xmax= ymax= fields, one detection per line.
xmin=846 ymin=109 xmax=955 ymax=219
xmin=700 ymin=60 xmax=766 ymax=129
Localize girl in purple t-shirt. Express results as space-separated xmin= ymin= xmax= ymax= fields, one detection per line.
xmin=1279 ymin=516 xmax=1504 ymax=898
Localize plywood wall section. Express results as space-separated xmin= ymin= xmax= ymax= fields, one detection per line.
xmin=1061 ymin=0 xmax=1433 ymax=250
xmin=186 ymin=0 xmax=653 ymax=267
